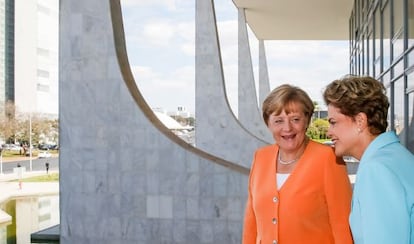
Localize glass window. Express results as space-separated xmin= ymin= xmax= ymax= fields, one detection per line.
xmin=37 ymin=47 xmax=49 ymax=57
xmin=375 ymin=58 xmax=381 ymax=77
xmin=37 ymin=69 xmax=50 ymax=78
xmin=357 ymin=43 xmax=361 ymax=74
xmin=407 ymin=71 xmax=414 ymax=151
xmin=408 ymin=49 xmax=414 ymax=68
xmin=369 ymin=31 xmax=374 ymax=76
xmin=386 ymin=85 xmax=392 ymax=130
xmin=409 ymin=0 xmax=414 ymax=47
xmin=393 ymin=0 xmax=404 ymax=34
xmin=375 ymin=8 xmax=381 ymax=61
xmin=408 ymin=91 xmax=414 ymax=153
xmin=37 ymin=84 xmax=50 ymax=92
xmin=383 ymin=70 xmax=391 ymax=88
xmin=383 ymin=3 xmax=391 ymax=70
xmin=393 ymin=77 xmax=404 ymax=135
xmin=350 ymin=15 xmax=355 ymax=45
xmin=393 ymin=30 xmax=404 ymax=61
xmin=408 ymin=69 xmax=414 ymax=92
xmin=393 ymin=59 xmax=404 ymax=77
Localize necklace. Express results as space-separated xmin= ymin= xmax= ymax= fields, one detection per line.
xmin=278 ymin=152 xmax=299 ymax=165
xmin=278 ymin=139 xmax=309 ymax=165
xmin=277 ymin=139 xmax=309 ymax=165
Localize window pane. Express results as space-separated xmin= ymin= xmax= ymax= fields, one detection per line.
xmin=369 ymin=32 xmax=374 ymax=76
xmin=407 ymin=70 xmax=414 ymax=152
xmin=408 ymin=92 xmax=414 ymax=152
xmin=393 ymin=59 xmax=404 ymax=77
xmin=383 ymin=70 xmax=391 ymax=88
xmin=408 ymin=70 xmax=414 ymax=92
xmin=409 ymin=49 xmax=414 ymax=68
xmin=393 ymin=31 xmax=404 ymax=61
xmin=375 ymin=58 xmax=381 ymax=77
xmin=393 ymin=0 xmax=404 ymax=34
xmin=387 ymin=85 xmax=392 ymax=130
xmin=375 ymin=8 xmax=381 ymax=61
xmin=37 ymin=69 xmax=50 ymax=78
xmin=409 ymin=0 xmax=414 ymax=47
xmin=394 ymin=77 xmax=404 ymax=135
xmin=383 ymin=3 xmax=391 ymax=70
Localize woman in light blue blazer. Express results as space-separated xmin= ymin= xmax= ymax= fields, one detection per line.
xmin=323 ymin=75 xmax=414 ymax=244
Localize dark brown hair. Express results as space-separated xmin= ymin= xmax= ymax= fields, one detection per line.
xmin=323 ymin=75 xmax=389 ymax=135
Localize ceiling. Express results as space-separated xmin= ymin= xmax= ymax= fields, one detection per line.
xmin=231 ymin=0 xmax=354 ymax=40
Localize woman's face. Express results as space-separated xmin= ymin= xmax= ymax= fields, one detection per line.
xmin=327 ymin=104 xmax=360 ymax=158
xmin=267 ymin=104 xmax=308 ymax=152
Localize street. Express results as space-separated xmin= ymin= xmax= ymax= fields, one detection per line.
xmin=0 ymin=156 xmax=59 ymax=174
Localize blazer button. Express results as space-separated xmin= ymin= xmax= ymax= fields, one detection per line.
xmin=272 ymin=218 xmax=277 ymax=224
xmin=272 ymin=240 xmax=278 ymax=244
xmin=272 ymin=196 xmax=278 ymax=203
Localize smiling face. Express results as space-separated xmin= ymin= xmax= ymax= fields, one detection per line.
xmin=267 ymin=103 xmax=309 ymax=153
xmin=327 ymin=104 xmax=362 ymax=159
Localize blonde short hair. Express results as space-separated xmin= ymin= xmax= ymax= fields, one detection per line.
xmin=262 ymin=84 xmax=314 ymax=126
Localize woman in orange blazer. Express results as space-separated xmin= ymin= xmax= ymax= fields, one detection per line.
xmin=243 ymin=84 xmax=353 ymax=244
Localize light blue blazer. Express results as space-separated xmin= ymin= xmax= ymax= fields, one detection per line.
xmin=350 ymin=131 xmax=414 ymax=244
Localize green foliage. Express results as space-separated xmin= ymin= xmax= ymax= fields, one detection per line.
xmin=307 ymin=118 xmax=329 ymax=140
xmin=13 ymin=173 xmax=59 ymax=182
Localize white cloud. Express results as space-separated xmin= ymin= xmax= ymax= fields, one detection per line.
xmin=176 ymin=22 xmax=195 ymax=56
xmin=131 ymin=65 xmax=195 ymax=113
xmin=265 ymin=40 xmax=349 ymax=104
xmin=142 ymin=21 xmax=176 ymax=47
xmin=123 ymin=2 xmax=349 ymax=114
xmin=121 ymin=0 xmax=177 ymax=10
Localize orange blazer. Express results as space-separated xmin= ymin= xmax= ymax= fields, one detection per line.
xmin=243 ymin=140 xmax=353 ymax=244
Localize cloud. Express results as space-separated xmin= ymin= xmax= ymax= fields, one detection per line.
xmin=122 ymin=2 xmax=350 ymax=114
xmin=265 ymin=40 xmax=349 ymax=104
xmin=142 ymin=21 xmax=176 ymax=46
xmin=121 ymin=0 xmax=178 ymax=10
xmin=131 ymin=65 xmax=195 ymax=113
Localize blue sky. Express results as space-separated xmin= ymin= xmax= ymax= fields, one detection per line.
xmin=120 ymin=0 xmax=349 ymax=115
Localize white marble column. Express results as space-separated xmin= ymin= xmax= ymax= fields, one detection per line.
xmin=237 ymin=9 xmax=273 ymax=143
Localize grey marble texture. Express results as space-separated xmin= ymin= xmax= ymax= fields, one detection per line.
xmin=195 ymin=0 xmax=270 ymax=169
xmin=258 ymin=40 xmax=271 ymax=109
xmin=59 ymin=0 xmax=249 ymax=243
xmin=237 ymin=9 xmax=273 ymax=143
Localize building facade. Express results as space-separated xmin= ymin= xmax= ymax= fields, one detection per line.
xmin=349 ymin=0 xmax=414 ymax=151
xmin=1 ymin=0 xmax=58 ymax=118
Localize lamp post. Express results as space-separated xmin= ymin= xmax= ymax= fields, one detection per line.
xmin=29 ymin=112 xmax=32 ymax=171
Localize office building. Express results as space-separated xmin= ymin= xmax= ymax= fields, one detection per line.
xmin=1 ymin=0 xmax=58 ymax=118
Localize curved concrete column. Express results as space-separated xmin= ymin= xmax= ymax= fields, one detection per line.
xmin=195 ymin=0 xmax=270 ymax=168
xmin=237 ymin=9 xmax=273 ymax=143
xmin=259 ymin=40 xmax=271 ymax=108
xmin=59 ymin=1 xmax=249 ymax=243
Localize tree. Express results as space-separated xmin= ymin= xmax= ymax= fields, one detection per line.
xmin=307 ymin=118 xmax=329 ymax=140
xmin=0 ymin=101 xmax=19 ymax=144
xmin=0 ymin=101 xmax=59 ymax=147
